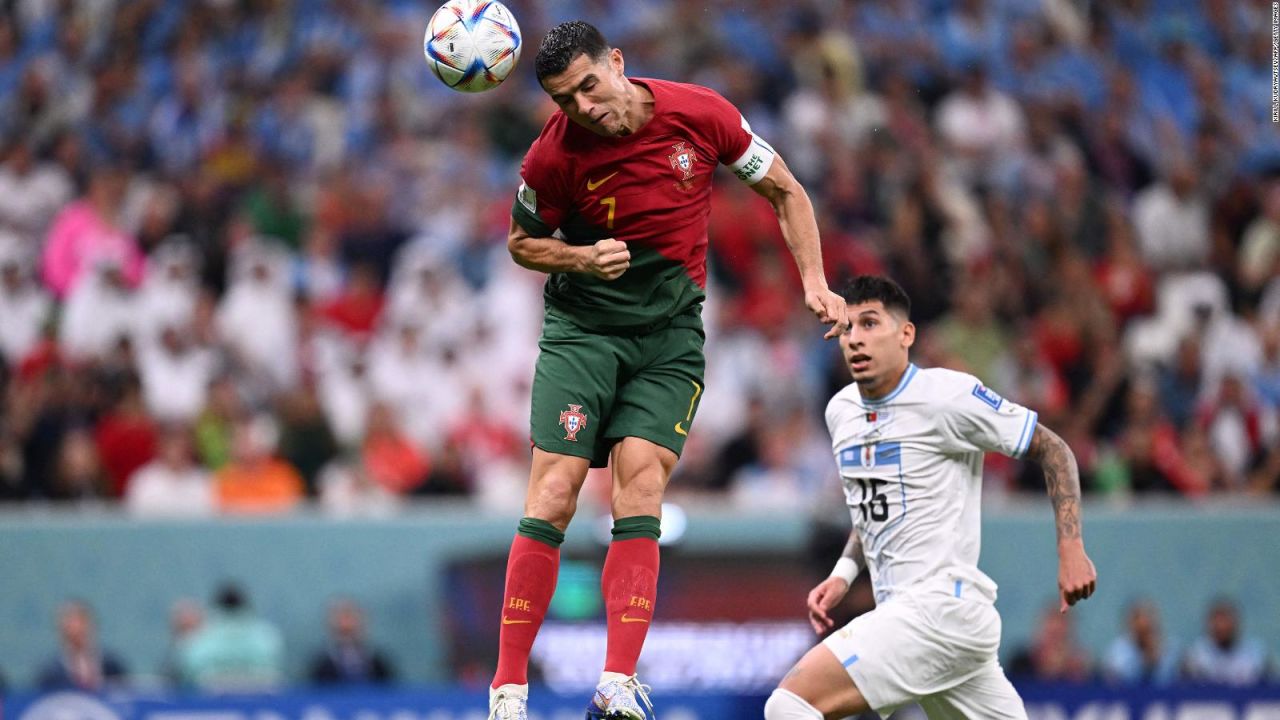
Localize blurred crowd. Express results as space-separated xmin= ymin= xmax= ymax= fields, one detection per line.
xmin=6 ymin=584 xmax=397 ymax=693
xmin=1009 ymin=596 xmax=1275 ymax=687
xmin=1 ymin=0 xmax=1279 ymax=513
xmin=2 ymin=588 xmax=1272 ymax=692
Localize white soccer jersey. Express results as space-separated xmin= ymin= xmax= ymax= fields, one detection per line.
xmin=825 ymin=363 xmax=1038 ymax=605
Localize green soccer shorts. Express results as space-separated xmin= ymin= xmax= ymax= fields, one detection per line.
xmin=529 ymin=308 xmax=706 ymax=468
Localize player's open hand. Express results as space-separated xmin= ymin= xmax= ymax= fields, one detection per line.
xmin=1058 ymin=545 xmax=1097 ymax=613
xmin=806 ymin=577 xmax=849 ymax=634
xmin=805 ymin=287 xmax=850 ymax=340
xmin=587 ymin=238 xmax=630 ymax=280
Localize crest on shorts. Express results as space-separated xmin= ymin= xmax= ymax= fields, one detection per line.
xmin=668 ymin=142 xmax=698 ymax=190
xmin=559 ymin=404 xmax=587 ymax=441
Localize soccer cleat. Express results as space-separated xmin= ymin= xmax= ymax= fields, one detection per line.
xmin=489 ymin=683 xmax=529 ymax=720
xmin=585 ymin=674 xmax=654 ymax=719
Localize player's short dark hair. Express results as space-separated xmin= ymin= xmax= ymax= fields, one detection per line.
xmin=535 ymin=21 xmax=610 ymax=82
xmin=215 ymin=582 xmax=247 ymax=612
xmin=839 ymin=275 xmax=912 ymax=319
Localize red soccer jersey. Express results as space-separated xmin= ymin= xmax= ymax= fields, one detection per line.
xmin=512 ymin=78 xmax=765 ymax=331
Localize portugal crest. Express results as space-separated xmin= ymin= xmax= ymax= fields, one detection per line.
xmin=668 ymin=141 xmax=698 ymax=189
xmin=559 ymin=404 xmax=588 ymax=441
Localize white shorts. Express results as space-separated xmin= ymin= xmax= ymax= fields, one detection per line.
xmin=821 ymin=580 xmax=1027 ymax=719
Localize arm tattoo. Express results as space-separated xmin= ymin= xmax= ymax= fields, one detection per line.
xmin=1024 ymin=424 xmax=1083 ymax=543
xmin=842 ymin=531 xmax=866 ymax=573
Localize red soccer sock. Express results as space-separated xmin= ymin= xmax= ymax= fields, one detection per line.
xmin=602 ymin=516 xmax=662 ymax=676
xmin=492 ymin=519 xmax=563 ymax=688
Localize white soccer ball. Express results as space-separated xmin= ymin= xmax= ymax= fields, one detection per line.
xmin=424 ymin=0 xmax=522 ymax=93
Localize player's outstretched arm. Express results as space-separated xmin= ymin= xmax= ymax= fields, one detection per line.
xmin=747 ymin=156 xmax=848 ymax=339
xmin=1024 ymin=424 xmax=1098 ymax=613
xmin=507 ymin=218 xmax=630 ymax=280
xmin=807 ymin=532 xmax=864 ymax=634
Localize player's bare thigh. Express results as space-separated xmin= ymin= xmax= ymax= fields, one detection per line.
xmin=609 ymin=437 xmax=677 ymax=519
xmin=525 ymin=449 xmax=592 ymax=529
xmin=778 ymin=643 xmax=871 ymax=719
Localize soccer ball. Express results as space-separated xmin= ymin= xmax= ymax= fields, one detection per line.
xmin=424 ymin=0 xmax=522 ymax=93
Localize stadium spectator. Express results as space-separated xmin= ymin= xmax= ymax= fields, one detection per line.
xmin=41 ymin=163 xmax=145 ymax=299
xmin=316 ymin=347 xmax=371 ymax=449
xmin=1009 ymin=603 xmax=1093 ymax=682
xmin=1195 ymin=373 xmax=1278 ymax=487
xmin=161 ymin=598 xmax=204 ymax=686
xmin=1093 ymin=210 xmax=1156 ymax=323
xmin=0 ymin=233 xmax=51 ymax=368
xmin=309 ymin=599 xmax=396 ymax=686
xmin=125 ymin=424 xmax=212 ymax=517
xmin=57 ymin=260 xmax=137 ymax=364
xmin=366 ymin=320 xmax=463 ymax=453
xmin=93 ymin=374 xmax=157 ymax=497
xmin=1157 ymin=336 xmax=1205 ymax=430
xmin=216 ymin=242 xmax=299 ymax=393
xmin=133 ymin=241 xmax=202 ymax=345
xmin=934 ymin=61 xmax=1026 ymax=188
xmin=212 ymin=415 xmax=304 ymax=514
xmin=317 ymin=453 xmax=400 ymax=517
xmin=1102 ymin=600 xmax=1180 ymax=686
xmin=180 ymin=583 xmax=285 ymax=692
xmin=1240 ymin=182 xmax=1280 ymax=300
xmin=932 ymin=276 xmax=1010 ymax=381
xmin=37 ymin=600 xmax=128 ymax=692
xmin=317 ymin=261 xmax=384 ymax=342
xmin=0 ymin=429 xmax=25 ymax=501
xmin=1132 ymin=159 xmax=1210 ymax=273
xmin=1182 ymin=599 xmax=1273 ymax=686
xmin=275 ymin=385 xmax=340 ymax=495
xmin=194 ymin=376 xmax=245 ymax=471
xmin=48 ymin=427 xmax=106 ymax=501
xmin=0 ymin=138 xmax=73 ymax=244
xmin=1111 ymin=376 xmax=1209 ymax=495
xmin=137 ymin=324 xmax=218 ymax=424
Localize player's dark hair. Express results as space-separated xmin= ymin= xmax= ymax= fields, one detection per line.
xmin=839 ymin=275 xmax=912 ymax=319
xmin=535 ymin=21 xmax=610 ymax=82
xmin=215 ymin=582 xmax=248 ymax=612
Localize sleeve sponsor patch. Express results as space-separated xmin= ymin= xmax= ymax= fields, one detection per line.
xmin=516 ymin=182 xmax=536 ymax=214
xmin=971 ymin=384 xmax=1004 ymax=411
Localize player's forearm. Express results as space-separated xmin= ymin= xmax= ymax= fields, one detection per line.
xmin=772 ymin=188 xmax=828 ymax=291
xmin=841 ymin=531 xmax=865 ymax=568
xmin=508 ymin=234 xmax=590 ymax=274
xmin=1025 ymin=424 xmax=1085 ymax=547
xmin=830 ymin=531 xmax=865 ymax=584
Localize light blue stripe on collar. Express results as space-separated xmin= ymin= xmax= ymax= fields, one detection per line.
xmin=862 ymin=363 xmax=918 ymax=406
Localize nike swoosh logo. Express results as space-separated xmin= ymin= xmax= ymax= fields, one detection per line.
xmin=620 ymin=614 xmax=649 ymax=624
xmin=502 ymin=616 xmax=532 ymax=625
xmin=674 ymin=422 xmax=687 ymax=436
xmin=586 ymin=171 xmax=618 ymax=191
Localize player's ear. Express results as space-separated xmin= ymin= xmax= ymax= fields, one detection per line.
xmin=901 ymin=320 xmax=916 ymax=349
xmin=609 ymin=47 xmax=624 ymax=76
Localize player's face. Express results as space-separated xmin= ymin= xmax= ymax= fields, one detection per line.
xmin=840 ymin=301 xmax=914 ymax=387
xmin=542 ymin=48 xmax=631 ymax=137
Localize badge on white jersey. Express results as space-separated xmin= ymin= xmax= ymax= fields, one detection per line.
xmin=971 ymin=384 xmax=1004 ymax=411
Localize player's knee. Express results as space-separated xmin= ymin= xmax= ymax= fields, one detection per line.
xmin=526 ymin=474 xmax=581 ymax=526
xmin=612 ymin=479 xmax=664 ymax=517
xmin=764 ymin=688 xmax=823 ymax=720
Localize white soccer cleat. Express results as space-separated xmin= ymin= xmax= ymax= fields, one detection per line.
xmin=489 ymin=683 xmax=529 ymax=720
xmin=585 ymin=674 xmax=654 ymax=719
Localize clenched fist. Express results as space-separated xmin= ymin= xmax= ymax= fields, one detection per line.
xmin=586 ymin=238 xmax=630 ymax=280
